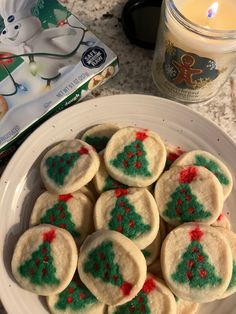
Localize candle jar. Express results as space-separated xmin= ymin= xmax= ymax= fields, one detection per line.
xmin=152 ymin=0 xmax=236 ymax=103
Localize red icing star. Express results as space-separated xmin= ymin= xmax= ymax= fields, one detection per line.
xmin=217 ymin=213 xmax=223 ymax=221
xmin=179 ymin=166 xmax=198 ymax=184
xmin=43 ymin=229 xmax=56 ymax=243
xmin=79 ymin=147 xmax=89 ymax=155
xmin=115 ymin=188 xmax=129 ymax=198
xmin=136 ymin=131 xmax=148 ymax=141
xmin=189 ymin=227 xmax=204 ymax=242
xmin=142 ymin=277 xmax=156 ymax=294
xmin=120 ymin=281 xmax=133 ymax=296
xmin=58 ymin=193 xmax=73 ymax=202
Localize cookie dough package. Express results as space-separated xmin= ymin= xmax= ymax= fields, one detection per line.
xmin=0 ymin=0 xmax=119 ymax=162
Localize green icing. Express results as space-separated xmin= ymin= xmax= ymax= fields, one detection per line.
xmin=108 ymin=195 xmax=150 ymax=239
xmin=113 ymin=290 xmax=150 ymax=314
xmin=103 ymin=175 xmax=127 ymax=192
xmin=55 ymin=277 xmax=97 ymax=310
xmin=171 ymin=241 xmax=222 ymax=288
xmin=163 ymin=183 xmax=211 ymax=222
xmin=142 ymin=250 xmax=151 ymax=259
xmin=85 ymin=135 xmax=109 ymax=152
xmin=45 ymin=152 xmax=80 ymax=186
xmin=18 ymin=241 xmax=60 ymax=286
xmin=194 ymin=155 xmax=229 ymax=185
xmin=228 ymin=261 xmax=236 ymax=289
xmin=40 ymin=201 xmax=80 ymax=238
xmin=84 ymin=241 xmax=124 ymax=287
xmin=110 ymin=139 xmax=151 ymax=177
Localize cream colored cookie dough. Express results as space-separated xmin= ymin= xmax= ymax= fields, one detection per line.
xmin=0 ymin=95 xmax=8 ymax=120
xmin=47 ymin=275 xmax=106 ymax=314
xmin=40 ymin=139 xmax=100 ymax=194
xmin=78 ymin=230 xmax=147 ymax=306
xmin=215 ymin=228 xmax=236 ymax=299
xmin=161 ymin=223 xmax=232 ymax=302
xmin=212 ymin=213 xmax=231 ymax=230
xmin=155 ymin=165 xmax=224 ymax=226
xmin=176 ymin=298 xmax=199 ymax=314
xmin=81 ymin=123 xmax=120 ymax=152
xmin=94 ymin=188 xmax=159 ymax=249
xmin=11 ymin=225 xmax=78 ymax=296
xmin=171 ymin=150 xmax=233 ymax=199
xmin=104 ymin=127 xmax=166 ymax=187
xmin=93 ymin=151 xmax=127 ymax=194
xmin=107 ymin=275 xmax=176 ymax=314
xmin=142 ymin=231 xmax=162 ymax=266
xmin=30 ymin=190 xmax=94 ymax=246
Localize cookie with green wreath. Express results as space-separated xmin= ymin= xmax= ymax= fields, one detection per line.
xmin=155 ymin=165 xmax=224 ymax=226
xmin=40 ymin=139 xmax=100 ymax=194
xmin=30 ymin=190 xmax=94 ymax=246
xmin=47 ymin=274 xmax=106 ymax=314
xmin=171 ymin=150 xmax=233 ymax=199
xmin=107 ymin=275 xmax=176 ymax=314
xmin=161 ymin=223 xmax=233 ymax=302
xmin=94 ymin=188 xmax=159 ymax=249
xmin=81 ymin=123 xmax=120 ymax=153
xmin=78 ymin=230 xmax=146 ymax=306
xmin=11 ymin=225 xmax=78 ymax=295
xmin=104 ymin=127 xmax=166 ymax=187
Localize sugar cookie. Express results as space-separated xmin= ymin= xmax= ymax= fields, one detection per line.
xmin=147 ymin=259 xmax=163 ymax=279
xmin=79 ymin=185 xmax=96 ymax=204
xmin=155 ymin=166 xmax=224 ymax=226
xmin=94 ymin=188 xmax=159 ymax=249
xmin=104 ymin=127 xmax=166 ymax=187
xmin=0 ymin=95 xmax=8 ymax=120
xmin=171 ymin=150 xmax=233 ymax=199
xmin=212 ymin=213 xmax=231 ymax=230
xmin=215 ymin=228 xmax=236 ymax=299
xmin=142 ymin=231 xmax=161 ymax=266
xmin=81 ymin=123 xmax=120 ymax=152
xmin=93 ymin=151 xmax=127 ymax=194
xmin=107 ymin=275 xmax=176 ymax=314
xmin=78 ymin=230 xmax=146 ymax=305
xmin=30 ymin=191 xmax=93 ymax=246
xmin=176 ymin=298 xmax=199 ymax=314
xmin=40 ymin=139 xmax=100 ymax=194
xmin=11 ymin=225 xmax=78 ymax=295
xmin=47 ymin=274 xmax=106 ymax=314
xmin=165 ymin=143 xmax=186 ymax=169
xmin=161 ymin=223 xmax=232 ymax=302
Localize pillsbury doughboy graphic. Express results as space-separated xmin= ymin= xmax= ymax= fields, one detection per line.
xmin=0 ymin=0 xmax=88 ymax=86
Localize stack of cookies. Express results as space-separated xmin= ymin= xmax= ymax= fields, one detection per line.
xmin=11 ymin=123 xmax=235 ymax=314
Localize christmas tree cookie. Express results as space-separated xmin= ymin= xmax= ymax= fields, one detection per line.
xmin=142 ymin=230 xmax=162 ymax=266
xmin=93 ymin=151 xmax=127 ymax=194
xmin=78 ymin=230 xmax=147 ymax=305
xmin=81 ymin=123 xmax=120 ymax=152
xmin=94 ymin=188 xmax=159 ymax=249
xmin=171 ymin=150 xmax=233 ymax=199
xmin=47 ymin=274 xmax=106 ymax=314
xmin=214 ymin=228 xmax=236 ymax=299
xmin=29 ymin=190 xmax=94 ymax=246
xmin=155 ymin=165 xmax=224 ymax=226
xmin=11 ymin=225 xmax=78 ymax=295
xmin=40 ymin=139 xmax=100 ymax=194
xmin=165 ymin=143 xmax=186 ymax=170
xmin=161 ymin=223 xmax=233 ymax=302
xmin=212 ymin=212 xmax=231 ymax=230
xmin=104 ymin=127 xmax=166 ymax=187
xmin=107 ymin=275 xmax=176 ymax=314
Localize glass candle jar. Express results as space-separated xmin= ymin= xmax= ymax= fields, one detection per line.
xmin=152 ymin=0 xmax=236 ymax=103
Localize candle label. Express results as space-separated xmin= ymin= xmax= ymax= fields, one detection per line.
xmin=163 ymin=41 xmax=220 ymax=90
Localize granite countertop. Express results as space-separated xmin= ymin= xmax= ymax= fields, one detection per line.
xmin=1 ymin=0 xmax=236 ymax=313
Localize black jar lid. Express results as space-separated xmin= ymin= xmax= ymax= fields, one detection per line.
xmin=122 ymin=0 xmax=163 ymax=50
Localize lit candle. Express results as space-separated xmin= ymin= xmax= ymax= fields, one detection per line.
xmin=152 ymin=0 xmax=236 ymax=103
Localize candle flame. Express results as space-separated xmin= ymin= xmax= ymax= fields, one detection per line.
xmin=207 ymin=2 xmax=219 ymax=18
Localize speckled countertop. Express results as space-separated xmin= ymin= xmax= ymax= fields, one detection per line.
xmin=1 ymin=0 xmax=236 ymax=312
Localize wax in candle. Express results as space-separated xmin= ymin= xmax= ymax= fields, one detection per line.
xmin=178 ymin=0 xmax=236 ymax=30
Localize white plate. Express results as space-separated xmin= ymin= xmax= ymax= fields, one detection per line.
xmin=0 ymin=94 xmax=235 ymax=314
